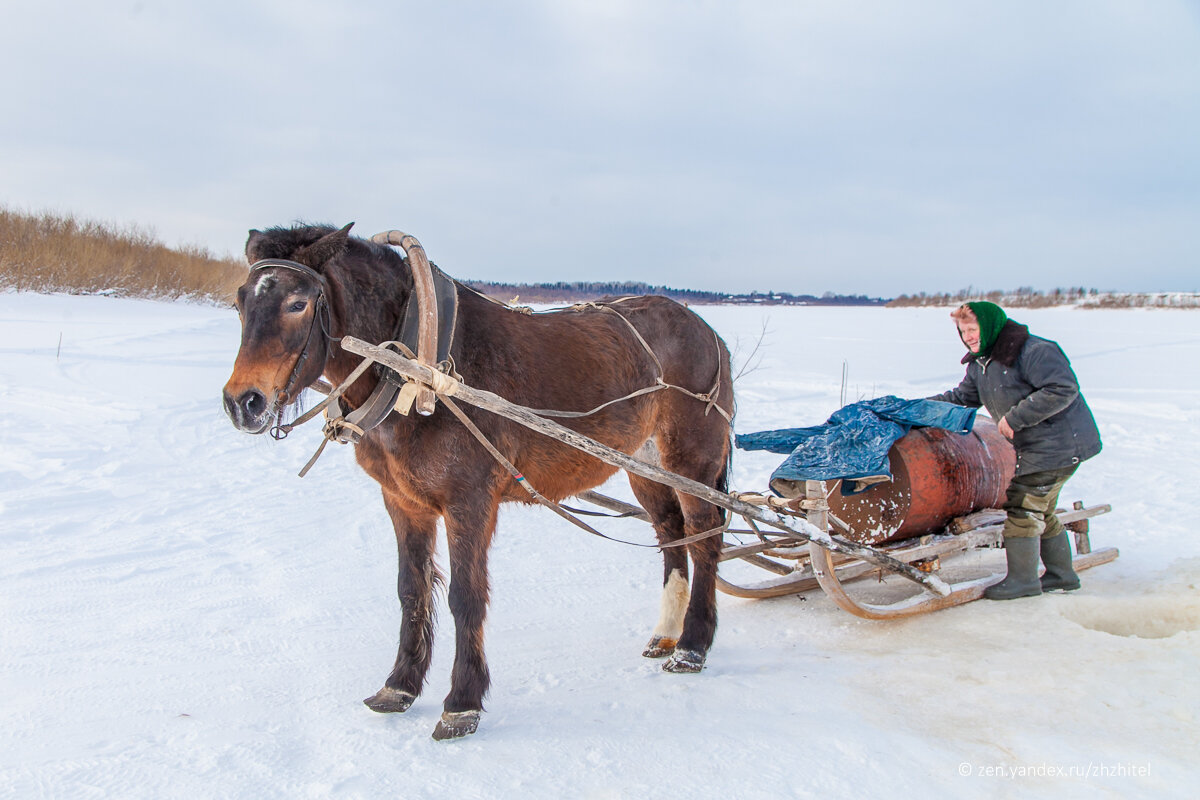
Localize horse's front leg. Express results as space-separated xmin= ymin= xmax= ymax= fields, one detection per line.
xmin=364 ymin=490 xmax=441 ymax=714
xmin=432 ymin=498 xmax=498 ymax=740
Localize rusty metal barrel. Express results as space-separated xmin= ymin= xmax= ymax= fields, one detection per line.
xmin=827 ymin=417 xmax=1016 ymax=545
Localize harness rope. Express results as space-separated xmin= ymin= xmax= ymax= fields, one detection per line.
xmin=253 ymin=263 xmax=733 ymax=549
xmin=451 ymin=288 xmax=732 ymax=423
xmin=522 ymin=301 xmax=733 ymax=424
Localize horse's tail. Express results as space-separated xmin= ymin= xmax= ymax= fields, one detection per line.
xmin=715 ymin=442 xmax=733 ymax=525
xmin=714 ymin=324 xmax=735 ymax=526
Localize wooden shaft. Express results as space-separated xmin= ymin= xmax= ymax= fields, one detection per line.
xmin=340 ymin=336 xmax=952 ymax=597
xmin=719 ymin=537 xmax=807 ymax=562
xmin=575 ymin=490 xmax=651 ymax=521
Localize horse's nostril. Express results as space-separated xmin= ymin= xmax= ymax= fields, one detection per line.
xmin=240 ymin=389 xmax=267 ymax=418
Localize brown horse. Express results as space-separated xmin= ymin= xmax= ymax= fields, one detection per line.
xmin=221 ymin=223 xmax=734 ymax=739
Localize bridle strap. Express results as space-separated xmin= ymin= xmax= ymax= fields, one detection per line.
xmin=248 ymin=259 xmax=341 ymax=439
xmin=248 ymin=258 xmax=331 ymax=292
xmin=248 ymin=258 xmax=337 ymax=348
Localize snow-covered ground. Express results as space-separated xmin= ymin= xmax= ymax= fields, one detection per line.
xmin=1 ymin=292 xmax=1197 ymax=799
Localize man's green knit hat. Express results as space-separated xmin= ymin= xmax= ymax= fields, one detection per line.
xmin=965 ymin=301 xmax=1007 ymax=356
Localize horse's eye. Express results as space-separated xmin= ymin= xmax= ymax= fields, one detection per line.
xmin=288 ymin=300 xmax=308 ymax=313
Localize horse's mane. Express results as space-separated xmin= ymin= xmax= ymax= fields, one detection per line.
xmin=245 ymin=223 xmax=345 ymax=262
xmin=245 ymin=223 xmax=410 ymax=287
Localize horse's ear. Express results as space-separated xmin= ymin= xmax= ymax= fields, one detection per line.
xmin=303 ymin=222 xmax=355 ymax=268
xmin=245 ymin=229 xmax=268 ymax=263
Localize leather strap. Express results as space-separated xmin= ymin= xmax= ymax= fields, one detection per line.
xmin=397 ymin=262 xmax=459 ymax=367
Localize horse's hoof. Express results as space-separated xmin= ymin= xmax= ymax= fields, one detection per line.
xmin=642 ymin=636 xmax=677 ymax=659
xmin=663 ymin=649 xmax=705 ymax=673
xmin=432 ymin=710 xmax=480 ymax=741
xmin=363 ymin=687 xmax=415 ymax=713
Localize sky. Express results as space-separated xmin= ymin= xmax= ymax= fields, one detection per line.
xmin=2 ymin=1 xmax=1197 ymax=296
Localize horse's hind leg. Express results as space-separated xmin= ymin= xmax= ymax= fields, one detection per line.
xmin=628 ymin=472 xmax=690 ymax=659
xmin=656 ymin=441 xmax=730 ymax=674
xmin=364 ymin=492 xmax=440 ymax=714
xmin=665 ymin=492 xmax=724 ymax=673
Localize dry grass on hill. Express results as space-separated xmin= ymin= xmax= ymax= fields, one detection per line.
xmin=0 ymin=207 xmax=247 ymax=304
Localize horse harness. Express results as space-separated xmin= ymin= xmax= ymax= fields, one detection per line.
xmin=246 ymin=254 xmax=730 ymax=550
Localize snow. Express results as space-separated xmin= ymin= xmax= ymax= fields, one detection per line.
xmin=1 ymin=293 xmax=1197 ymax=799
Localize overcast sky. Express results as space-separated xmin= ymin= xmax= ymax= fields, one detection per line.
xmin=2 ymin=1 xmax=1197 ymax=295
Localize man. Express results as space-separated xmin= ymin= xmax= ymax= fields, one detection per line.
xmin=930 ymin=302 xmax=1102 ymax=599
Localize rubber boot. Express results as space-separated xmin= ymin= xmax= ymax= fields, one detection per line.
xmin=984 ymin=536 xmax=1043 ymax=600
xmin=1040 ymin=531 xmax=1081 ymax=591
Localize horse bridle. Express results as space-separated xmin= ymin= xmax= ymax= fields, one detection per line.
xmin=246 ymin=258 xmax=337 ymax=438
xmin=246 ymin=255 xmax=426 ymax=450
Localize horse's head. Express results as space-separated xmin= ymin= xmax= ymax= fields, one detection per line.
xmin=222 ymin=223 xmax=352 ymax=434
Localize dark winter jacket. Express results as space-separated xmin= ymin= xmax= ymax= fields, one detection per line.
xmin=930 ymin=320 xmax=1102 ymax=476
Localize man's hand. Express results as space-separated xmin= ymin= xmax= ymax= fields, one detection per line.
xmin=998 ymin=416 xmax=1015 ymax=440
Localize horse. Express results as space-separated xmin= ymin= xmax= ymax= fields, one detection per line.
xmin=221 ymin=222 xmax=734 ymax=739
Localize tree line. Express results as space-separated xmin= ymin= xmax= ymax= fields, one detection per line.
xmin=461 ymin=280 xmax=888 ymax=306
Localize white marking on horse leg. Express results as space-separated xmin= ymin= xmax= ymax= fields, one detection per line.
xmin=652 ymin=568 xmax=689 ymax=642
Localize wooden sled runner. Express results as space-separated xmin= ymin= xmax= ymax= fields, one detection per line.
xmin=580 ymin=486 xmax=1116 ymax=619
xmin=333 ymin=336 xmax=1117 ymax=622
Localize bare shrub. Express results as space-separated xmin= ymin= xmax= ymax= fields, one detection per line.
xmin=887 ymin=287 xmax=1199 ymax=310
xmin=0 ymin=206 xmax=246 ymax=304
xmin=1079 ymin=293 xmax=1200 ymax=309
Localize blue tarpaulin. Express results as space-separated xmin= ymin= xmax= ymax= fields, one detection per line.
xmin=735 ymin=396 xmax=977 ymax=495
